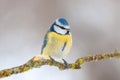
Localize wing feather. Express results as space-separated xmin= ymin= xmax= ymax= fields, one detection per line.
xmin=41 ymin=31 xmax=49 ymax=54
xmin=62 ymin=42 xmax=67 ymax=51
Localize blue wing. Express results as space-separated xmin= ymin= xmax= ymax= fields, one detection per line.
xmin=41 ymin=32 xmax=48 ymax=54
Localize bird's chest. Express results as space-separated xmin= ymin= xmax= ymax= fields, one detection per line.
xmin=48 ymin=34 xmax=66 ymax=52
xmin=42 ymin=32 xmax=72 ymax=59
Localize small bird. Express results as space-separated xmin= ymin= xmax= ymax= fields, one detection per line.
xmin=34 ymin=18 xmax=72 ymax=67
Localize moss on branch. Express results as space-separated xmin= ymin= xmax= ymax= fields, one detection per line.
xmin=0 ymin=50 xmax=120 ymax=78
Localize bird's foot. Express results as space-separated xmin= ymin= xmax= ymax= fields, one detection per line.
xmin=49 ymin=56 xmax=56 ymax=62
xmin=62 ymin=59 xmax=69 ymax=68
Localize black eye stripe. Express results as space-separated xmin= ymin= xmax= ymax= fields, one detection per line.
xmin=59 ymin=26 xmax=66 ymax=29
xmin=55 ymin=24 xmax=66 ymax=29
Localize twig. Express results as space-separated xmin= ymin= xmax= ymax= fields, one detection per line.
xmin=0 ymin=50 xmax=120 ymax=78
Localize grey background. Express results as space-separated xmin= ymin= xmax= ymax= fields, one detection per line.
xmin=0 ymin=0 xmax=120 ymax=80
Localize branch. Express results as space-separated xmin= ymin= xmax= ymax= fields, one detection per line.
xmin=0 ymin=50 xmax=120 ymax=78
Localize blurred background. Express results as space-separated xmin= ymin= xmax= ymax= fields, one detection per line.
xmin=0 ymin=0 xmax=120 ymax=80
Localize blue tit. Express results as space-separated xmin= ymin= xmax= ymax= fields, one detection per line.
xmin=34 ymin=18 xmax=72 ymax=65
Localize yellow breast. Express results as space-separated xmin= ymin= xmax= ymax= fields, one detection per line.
xmin=42 ymin=32 xmax=72 ymax=59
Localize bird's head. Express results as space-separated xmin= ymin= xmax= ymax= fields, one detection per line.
xmin=50 ymin=18 xmax=70 ymax=35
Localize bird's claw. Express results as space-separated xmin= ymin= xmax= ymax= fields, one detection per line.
xmin=62 ymin=59 xmax=69 ymax=68
xmin=49 ymin=56 xmax=56 ymax=62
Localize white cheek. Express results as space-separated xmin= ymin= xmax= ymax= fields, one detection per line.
xmin=54 ymin=25 xmax=67 ymax=35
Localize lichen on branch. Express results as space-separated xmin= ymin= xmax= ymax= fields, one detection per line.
xmin=0 ymin=50 xmax=120 ymax=78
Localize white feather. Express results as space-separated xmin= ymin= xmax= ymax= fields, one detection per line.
xmin=54 ymin=25 xmax=67 ymax=35
xmin=56 ymin=19 xmax=63 ymax=27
